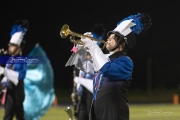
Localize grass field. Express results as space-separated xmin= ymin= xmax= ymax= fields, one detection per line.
xmin=0 ymin=104 xmax=179 ymax=120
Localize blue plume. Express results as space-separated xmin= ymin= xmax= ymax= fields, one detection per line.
xmin=10 ymin=25 xmax=27 ymax=37
xmin=92 ymin=32 xmax=103 ymax=46
xmin=10 ymin=19 xmax=29 ymax=37
xmin=91 ymin=23 xmax=106 ymax=46
xmin=117 ymin=13 xmax=152 ymax=34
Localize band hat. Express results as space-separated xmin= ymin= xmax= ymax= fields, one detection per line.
xmin=107 ymin=19 xmax=135 ymax=37
xmin=113 ymin=19 xmax=136 ymax=36
xmin=107 ymin=13 xmax=152 ymax=49
xmin=9 ymin=19 xmax=28 ymax=47
xmin=107 ymin=19 xmax=136 ymax=49
xmin=10 ymin=32 xmax=25 ymax=46
xmin=107 ymin=30 xmax=136 ymax=49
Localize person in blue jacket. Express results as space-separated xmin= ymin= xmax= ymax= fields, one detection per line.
xmin=78 ymin=13 xmax=152 ymax=120
xmin=0 ymin=19 xmax=28 ymax=120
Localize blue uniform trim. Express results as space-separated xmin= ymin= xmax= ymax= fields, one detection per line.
xmin=13 ymin=64 xmax=27 ymax=81
xmin=6 ymin=63 xmax=27 ymax=81
xmin=100 ymin=56 xmax=133 ymax=80
xmin=92 ymin=55 xmax=133 ymax=100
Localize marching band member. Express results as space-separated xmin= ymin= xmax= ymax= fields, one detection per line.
xmin=0 ymin=19 xmax=28 ymax=120
xmin=0 ymin=19 xmax=55 ymax=120
xmin=74 ymin=13 xmax=152 ymax=120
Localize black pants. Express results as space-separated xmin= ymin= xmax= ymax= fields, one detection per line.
xmin=90 ymin=93 xmax=129 ymax=120
xmin=78 ymin=87 xmax=93 ymax=120
xmin=3 ymin=86 xmax=25 ymax=120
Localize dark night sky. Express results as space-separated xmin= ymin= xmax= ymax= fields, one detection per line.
xmin=0 ymin=0 xmax=180 ymax=90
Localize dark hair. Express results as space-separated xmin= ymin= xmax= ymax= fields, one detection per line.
xmin=107 ymin=31 xmax=128 ymax=53
xmin=114 ymin=34 xmax=128 ymax=53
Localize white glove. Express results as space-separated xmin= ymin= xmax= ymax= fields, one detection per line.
xmin=74 ymin=77 xmax=79 ymax=83
xmin=74 ymin=76 xmax=93 ymax=93
xmin=0 ymin=66 xmax=5 ymax=75
xmin=0 ymin=66 xmax=19 ymax=86
xmin=1 ymin=76 xmax=8 ymax=83
xmin=4 ymin=68 xmax=19 ymax=86
xmin=81 ymin=32 xmax=108 ymax=71
xmin=81 ymin=32 xmax=97 ymax=49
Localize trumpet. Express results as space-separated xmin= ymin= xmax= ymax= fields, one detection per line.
xmin=60 ymin=24 xmax=106 ymax=49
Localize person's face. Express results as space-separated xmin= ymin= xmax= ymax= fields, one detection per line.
xmin=106 ymin=34 xmax=117 ymax=51
xmin=8 ymin=45 xmax=21 ymax=56
xmin=86 ymin=53 xmax=92 ymax=59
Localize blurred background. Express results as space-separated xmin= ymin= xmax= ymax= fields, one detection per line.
xmin=0 ymin=0 xmax=180 ymax=107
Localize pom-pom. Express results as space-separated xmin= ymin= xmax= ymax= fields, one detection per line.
xmin=10 ymin=19 xmax=29 ymax=37
xmin=117 ymin=13 xmax=152 ymax=34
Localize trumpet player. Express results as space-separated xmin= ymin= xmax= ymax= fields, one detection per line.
xmin=73 ymin=13 xmax=152 ymax=120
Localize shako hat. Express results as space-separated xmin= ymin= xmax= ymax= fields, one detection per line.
xmin=9 ymin=19 xmax=29 ymax=48
xmin=107 ymin=13 xmax=152 ymax=49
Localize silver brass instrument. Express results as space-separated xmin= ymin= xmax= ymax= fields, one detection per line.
xmin=65 ymin=106 xmax=74 ymax=120
xmin=60 ymin=24 xmax=106 ymax=49
xmin=0 ymin=48 xmax=8 ymax=55
xmin=65 ymin=67 xmax=79 ymax=120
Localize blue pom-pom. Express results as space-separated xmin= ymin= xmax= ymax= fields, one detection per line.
xmin=117 ymin=13 xmax=152 ymax=34
xmin=92 ymin=32 xmax=103 ymax=46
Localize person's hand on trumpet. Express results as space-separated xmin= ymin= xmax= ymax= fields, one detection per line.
xmin=81 ymin=32 xmax=108 ymax=71
xmin=81 ymin=32 xmax=98 ymax=49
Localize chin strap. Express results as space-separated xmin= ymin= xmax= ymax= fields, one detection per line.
xmin=109 ymin=45 xmax=119 ymax=52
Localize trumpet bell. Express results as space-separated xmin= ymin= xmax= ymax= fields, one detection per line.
xmin=60 ymin=24 xmax=70 ymax=38
xmin=60 ymin=24 xmax=106 ymax=49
